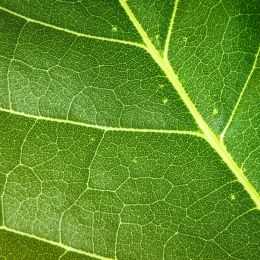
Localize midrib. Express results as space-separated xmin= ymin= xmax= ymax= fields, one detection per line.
xmin=119 ymin=0 xmax=260 ymax=209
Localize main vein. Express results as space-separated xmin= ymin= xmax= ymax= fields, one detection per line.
xmin=118 ymin=0 xmax=260 ymax=209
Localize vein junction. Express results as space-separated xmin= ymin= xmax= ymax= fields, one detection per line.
xmin=118 ymin=0 xmax=260 ymax=209
xmin=0 ymin=0 xmax=259 ymax=209
xmin=0 ymin=2 xmax=260 ymax=259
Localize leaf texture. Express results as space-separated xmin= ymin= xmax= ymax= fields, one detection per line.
xmin=0 ymin=0 xmax=259 ymax=259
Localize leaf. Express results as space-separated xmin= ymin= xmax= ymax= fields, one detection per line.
xmin=0 ymin=0 xmax=259 ymax=259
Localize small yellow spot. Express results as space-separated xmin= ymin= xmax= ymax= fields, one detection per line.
xmin=178 ymin=76 xmax=185 ymax=85
xmin=181 ymin=36 xmax=188 ymax=43
xmin=159 ymin=84 xmax=165 ymax=89
xmin=112 ymin=25 xmax=118 ymax=32
xmin=132 ymin=158 xmax=138 ymax=164
xmin=230 ymin=194 xmax=236 ymax=200
xmin=155 ymin=34 xmax=160 ymax=40
xmin=212 ymin=108 xmax=218 ymax=115
xmin=90 ymin=137 xmax=96 ymax=142
xmin=163 ymin=98 xmax=168 ymax=105
xmin=242 ymin=167 xmax=247 ymax=172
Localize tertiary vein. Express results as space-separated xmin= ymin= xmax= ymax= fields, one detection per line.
xmin=7 ymin=19 xmax=28 ymax=110
xmin=118 ymin=0 xmax=260 ymax=209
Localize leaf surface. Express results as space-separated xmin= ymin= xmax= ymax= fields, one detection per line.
xmin=0 ymin=0 xmax=259 ymax=259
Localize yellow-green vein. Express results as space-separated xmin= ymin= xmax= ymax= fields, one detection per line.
xmin=119 ymin=0 xmax=260 ymax=209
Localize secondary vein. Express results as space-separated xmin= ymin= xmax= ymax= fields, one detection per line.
xmin=0 ymin=107 xmax=204 ymax=137
xmin=0 ymin=6 xmax=146 ymax=50
xmin=163 ymin=0 xmax=180 ymax=59
xmin=0 ymin=226 xmax=114 ymax=260
xmin=220 ymin=46 xmax=260 ymax=140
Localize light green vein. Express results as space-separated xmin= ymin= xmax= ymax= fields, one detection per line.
xmin=220 ymin=46 xmax=260 ymax=140
xmin=58 ymin=250 xmax=68 ymax=260
xmin=58 ymin=131 xmax=106 ymax=244
xmin=0 ymin=226 xmax=114 ymax=260
xmin=118 ymin=0 xmax=260 ymax=209
xmin=163 ymin=0 xmax=180 ymax=59
xmin=0 ymin=107 xmax=204 ymax=137
xmin=7 ymin=20 xmax=28 ymax=110
xmin=0 ymin=6 xmax=146 ymax=50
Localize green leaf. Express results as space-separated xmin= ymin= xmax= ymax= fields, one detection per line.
xmin=0 ymin=0 xmax=259 ymax=259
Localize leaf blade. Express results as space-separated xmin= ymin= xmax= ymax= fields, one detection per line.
xmin=0 ymin=0 xmax=259 ymax=259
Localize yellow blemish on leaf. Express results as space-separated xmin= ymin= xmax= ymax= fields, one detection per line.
xmin=112 ymin=25 xmax=118 ymax=32
xmin=132 ymin=158 xmax=138 ymax=164
xmin=242 ymin=167 xmax=247 ymax=172
xmin=182 ymin=36 xmax=188 ymax=43
xmin=163 ymin=98 xmax=168 ymax=105
xmin=159 ymin=84 xmax=165 ymax=89
xmin=230 ymin=194 xmax=236 ymax=200
xmin=212 ymin=108 xmax=218 ymax=115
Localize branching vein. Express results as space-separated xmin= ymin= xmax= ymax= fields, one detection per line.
xmin=0 ymin=1 xmax=260 ymax=259
xmin=118 ymin=0 xmax=260 ymax=209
